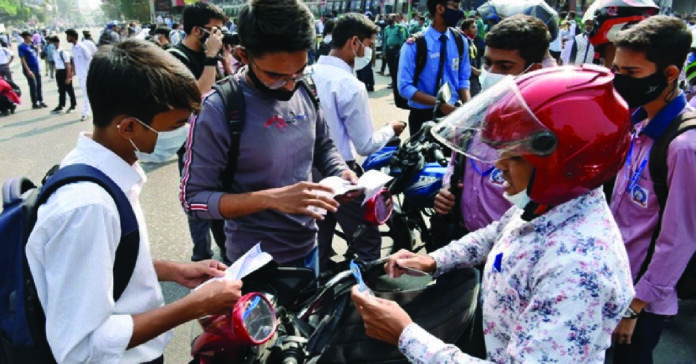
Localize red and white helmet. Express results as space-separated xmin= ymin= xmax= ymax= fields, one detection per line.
xmin=585 ymin=0 xmax=659 ymax=47
xmin=432 ymin=65 xmax=631 ymax=206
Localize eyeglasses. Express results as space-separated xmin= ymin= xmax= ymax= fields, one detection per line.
xmin=250 ymin=59 xmax=313 ymax=90
xmin=133 ymin=117 xmax=159 ymax=135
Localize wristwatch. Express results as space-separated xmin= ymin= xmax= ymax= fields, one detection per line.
xmin=204 ymin=56 xmax=218 ymax=66
xmin=623 ymin=306 xmax=639 ymax=319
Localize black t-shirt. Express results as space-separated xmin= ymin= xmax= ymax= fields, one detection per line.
xmin=169 ymin=43 xmax=207 ymax=79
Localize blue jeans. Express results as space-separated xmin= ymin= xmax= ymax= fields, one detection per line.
xmin=23 ymin=69 xmax=42 ymax=105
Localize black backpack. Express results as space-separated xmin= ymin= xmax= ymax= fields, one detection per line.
xmin=0 ymin=164 xmax=140 ymax=364
xmin=209 ymin=75 xmax=321 ymax=191
xmin=636 ymin=111 xmax=696 ymax=300
xmin=394 ymin=28 xmax=465 ymax=110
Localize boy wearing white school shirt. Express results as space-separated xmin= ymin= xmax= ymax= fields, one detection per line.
xmin=25 ymin=40 xmax=242 ymax=364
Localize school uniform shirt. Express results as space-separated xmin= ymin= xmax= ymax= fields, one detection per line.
xmin=26 ymin=134 xmax=170 ymax=363
xmin=443 ymin=151 xmax=511 ymax=232
xmin=397 ymin=26 xmax=471 ymax=109
xmin=72 ymin=41 xmax=93 ymax=79
xmin=312 ymin=55 xmax=395 ymax=162
xmin=610 ymin=94 xmax=696 ymax=316
xmin=399 ymin=188 xmax=634 ymax=363
xmin=180 ymin=71 xmax=348 ymax=264
xmin=571 ymin=33 xmax=595 ymax=65
xmin=0 ymin=47 xmax=12 ymax=65
xmin=52 ymin=49 xmax=70 ymax=70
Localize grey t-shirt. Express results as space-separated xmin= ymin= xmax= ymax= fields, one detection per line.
xmin=181 ymin=72 xmax=347 ymax=263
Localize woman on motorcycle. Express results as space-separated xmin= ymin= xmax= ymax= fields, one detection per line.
xmin=352 ymin=65 xmax=635 ymax=363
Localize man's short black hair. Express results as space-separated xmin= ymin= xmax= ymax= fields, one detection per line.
xmin=87 ymin=40 xmax=201 ymax=128
xmin=323 ymin=19 xmax=335 ymax=37
xmin=182 ymin=2 xmax=226 ymax=34
xmin=237 ymin=0 xmax=316 ymax=59
xmin=485 ymin=14 xmax=550 ymax=66
xmin=65 ymin=29 xmax=78 ymax=39
xmin=427 ymin=0 xmax=461 ymax=19
xmin=155 ymin=27 xmax=171 ymax=40
xmin=461 ymin=18 xmax=476 ymax=32
xmin=331 ymin=13 xmax=379 ymax=49
xmin=614 ymin=15 xmax=692 ymax=72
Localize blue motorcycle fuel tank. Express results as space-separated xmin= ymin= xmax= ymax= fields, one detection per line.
xmin=403 ymin=162 xmax=446 ymax=208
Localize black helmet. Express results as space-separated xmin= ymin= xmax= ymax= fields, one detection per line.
xmin=477 ymin=0 xmax=560 ymax=39
xmin=586 ymin=0 xmax=659 ymax=47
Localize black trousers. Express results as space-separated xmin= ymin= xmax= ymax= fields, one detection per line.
xmin=55 ymin=69 xmax=76 ymax=108
xmin=23 ymin=69 xmax=42 ymax=105
xmin=408 ymin=107 xmax=435 ymax=136
xmin=386 ymin=47 xmax=400 ymax=85
xmin=611 ymin=312 xmax=666 ymax=364
xmin=356 ymin=63 xmax=374 ymax=91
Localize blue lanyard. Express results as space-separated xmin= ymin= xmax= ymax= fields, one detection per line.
xmin=470 ymin=159 xmax=495 ymax=177
xmin=625 ymin=134 xmax=651 ymax=193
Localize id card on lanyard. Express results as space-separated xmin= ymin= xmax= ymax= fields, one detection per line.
xmin=625 ymin=133 xmax=651 ymax=208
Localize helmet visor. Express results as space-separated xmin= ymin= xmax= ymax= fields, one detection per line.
xmin=431 ymin=76 xmax=557 ymax=163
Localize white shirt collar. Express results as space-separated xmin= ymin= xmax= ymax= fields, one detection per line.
xmin=64 ymin=132 xmax=147 ymax=193
xmin=316 ymin=54 xmax=353 ymax=75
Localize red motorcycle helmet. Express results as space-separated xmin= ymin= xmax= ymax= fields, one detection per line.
xmin=586 ymin=0 xmax=659 ymax=47
xmin=432 ymin=65 xmax=631 ymax=206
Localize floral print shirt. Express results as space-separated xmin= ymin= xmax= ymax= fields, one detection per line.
xmin=398 ymin=189 xmax=634 ymax=363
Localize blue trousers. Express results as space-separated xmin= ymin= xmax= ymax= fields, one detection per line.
xmin=612 ymin=312 xmax=666 ymax=364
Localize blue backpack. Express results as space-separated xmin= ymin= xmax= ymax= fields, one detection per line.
xmin=0 ymin=164 xmax=140 ymax=363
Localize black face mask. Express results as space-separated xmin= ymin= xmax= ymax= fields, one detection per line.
xmin=247 ymin=66 xmax=298 ymax=102
xmin=198 ymin=28 xmax=210 ymax=45
xmin=613 ymin=71 xmax=668 ymax=109
xmin=443 ymin=8 xmax=465 ymax=28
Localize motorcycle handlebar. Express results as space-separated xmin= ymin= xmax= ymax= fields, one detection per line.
xmin=432 ymin=147 xmax=447 ymax=167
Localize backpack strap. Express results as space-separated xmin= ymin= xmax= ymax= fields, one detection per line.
xmin=635 ymin=112 xmax=696 ymax=282
xmin=413 ymin=29 xmax=464 ymax=88
xmin=413 ymin=33 xmax=427 ymax=86
xmin=213 ymin=76 xmax=246 ymax=192
xmin=451 ymin=152 xmax=466 ymax=224
xmin=298 ymin=76 xmax=321 ymax=110
xmin=33 ymin=164 xmax=140 ymax=300
xmin=450 ymin=27 xmax=465 ymax=61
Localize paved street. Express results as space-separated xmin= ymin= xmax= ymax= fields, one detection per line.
xmin=1 ymin=57 xmax=694 ymax=363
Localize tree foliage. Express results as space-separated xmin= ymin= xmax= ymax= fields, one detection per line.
xmin=101 ymin=0 xmax=151 ymax=22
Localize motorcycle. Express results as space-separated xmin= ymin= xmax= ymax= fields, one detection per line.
xmin=358 ymin=85 xmax=461 ymax=254
xmin=190 ymin=259 xmax=481 ymax=364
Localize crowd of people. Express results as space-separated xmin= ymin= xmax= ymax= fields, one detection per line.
xmin=3 ymin=0 xmax=695 ymax=363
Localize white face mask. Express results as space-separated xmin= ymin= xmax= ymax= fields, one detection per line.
xmin=136 ymin=124 xmax=190 ymax=163
xmin=503 ymin=190 xmax=532 ymax=210
xmin=354 ymin=45 xmax=372 ymax=71
xmin=480 ymin=63 xmax=536 ymax=92
xmin=479 ymin=69 xmax=506 ymax=91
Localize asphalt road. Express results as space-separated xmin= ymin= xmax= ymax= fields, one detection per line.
xmin=0 ymin=57 xmax=693 ymax=363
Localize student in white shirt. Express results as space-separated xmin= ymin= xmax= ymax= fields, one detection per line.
xmin=312 ymin=13 xmax=406 ymax=270
xmin=0 ymin=39 xmax=14 ymax=83
xmin=66 ymin=29 xmax=94 ymax=121
xmin=50 ymin=37 xmax=77 ymax=114
xmin=26 ymin=39 xmax=242 ymax=364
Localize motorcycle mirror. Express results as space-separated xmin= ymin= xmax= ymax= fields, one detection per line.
xmin=436 ymin=84 xmax=453 ymax=104
xmin=238 ymin=293 xmax=277 ymax=344
xmin=197 ymin=292 xmax=277 ymax=347
xmin=363 ymin=188 xmax=393 ymax=225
